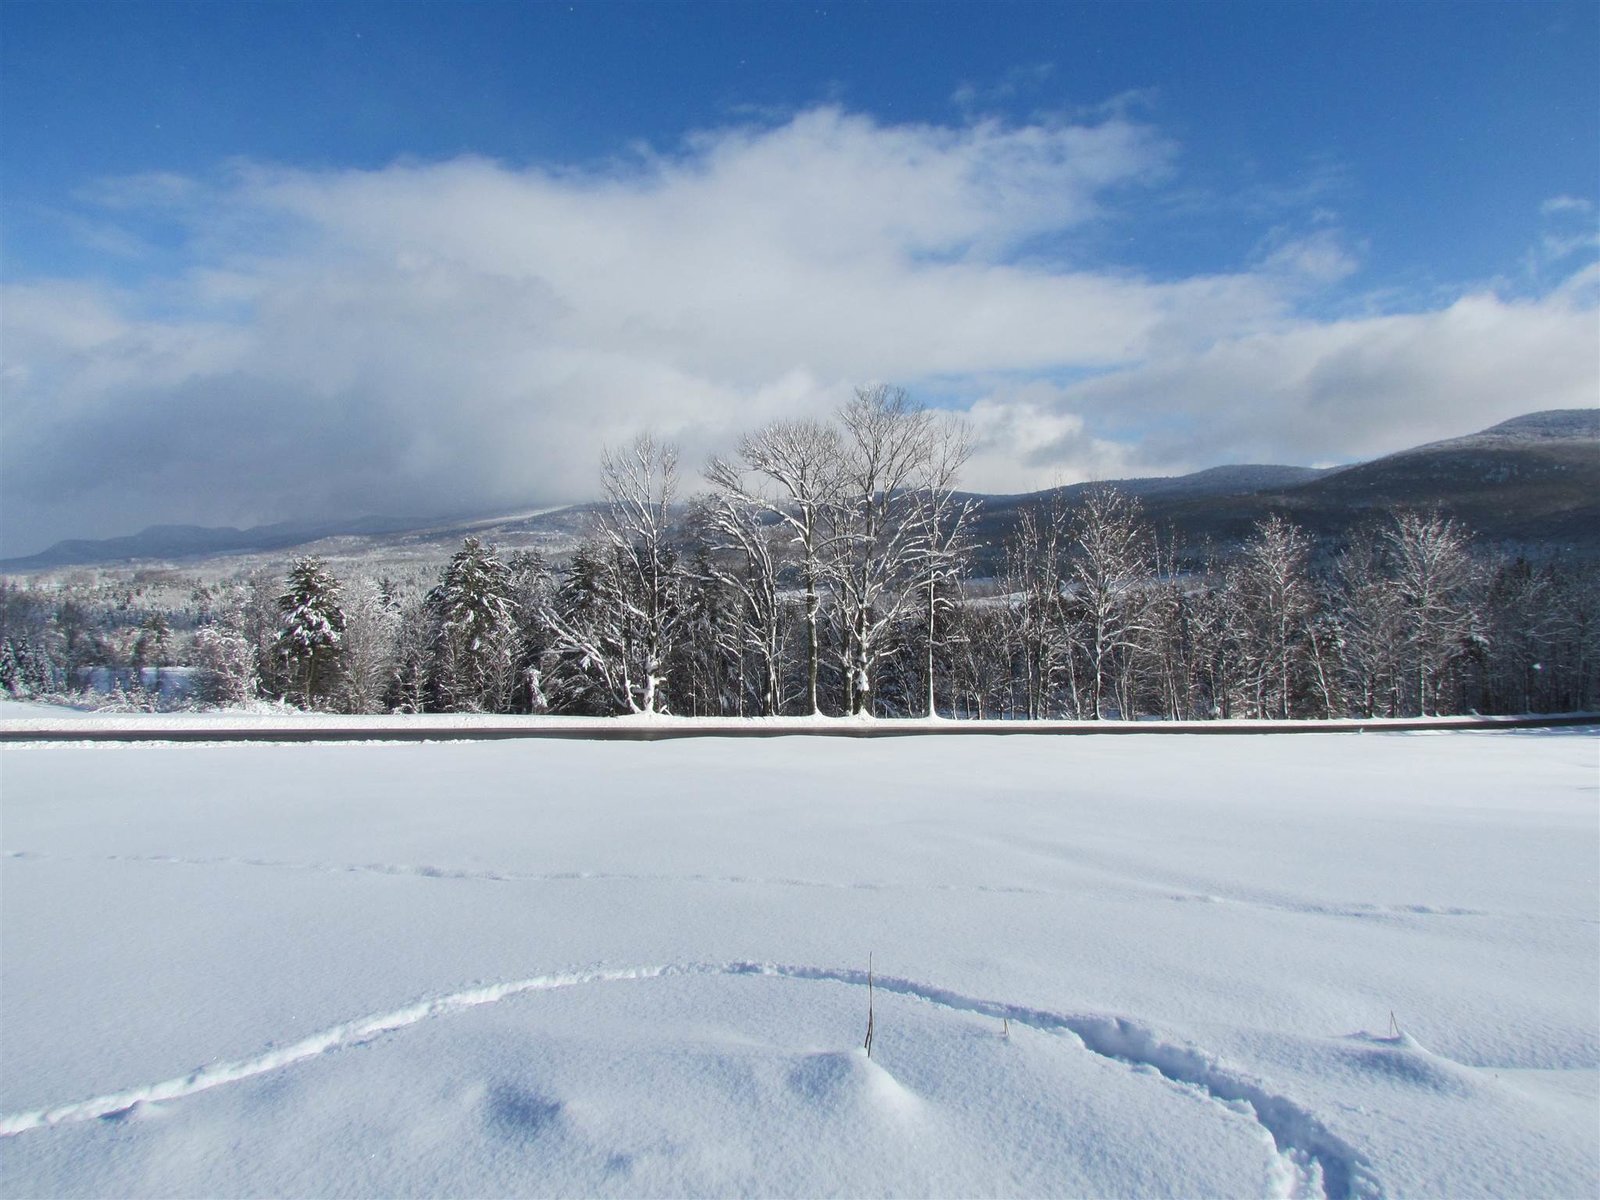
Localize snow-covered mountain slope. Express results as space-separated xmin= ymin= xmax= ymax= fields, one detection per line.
xmin=7 ymin=408 xmax=1595 ymax=574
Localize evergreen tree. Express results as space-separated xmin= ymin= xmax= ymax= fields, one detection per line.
xmin=0 ymin=583 xmax=59 ymax=697
xmin=507 ymin=551 xmax=555 ymax=713
xmin=388 ymin=591 xmax=437 ymax=714
xmin=430 ymin=537 xmax=518 ymax=712
xmin=540 ymin=540 xmax=630 ymax=714
xmin=53 ymin=597 xmax=107 ymax=685
xmin=131 ymin=613 xmax=172 ymax=670
xmin=275 ymin=557 xmax=346 ymax=708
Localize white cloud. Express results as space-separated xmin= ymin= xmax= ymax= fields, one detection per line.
xmin=1539 ymin=231 xmax=1600 ymax=263
xmin=2 ymin=106 xmax=1595 ymax=556
xmin=1252 ymin=226 xmax=1362 ymax=286
xmin=951 ymin=63 xmax=1057 ymax=112
xmin=1015 ymin=287 xmax=1599 ymax=477
xmin=1540 ymin=194 xmax=1594 ymax=217
xmin=964 ymin=384 xmax=1152 ymax=493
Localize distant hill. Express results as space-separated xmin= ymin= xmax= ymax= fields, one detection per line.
xmin=1254 ymin=408 xmax=1600 ymax=552
xmin=1 ymin=516 xmax=433 ymax=571
xmin=4 ymin=409 xmax=1596 ymax=573
xmin=0 ymin=498 xmax=624 ymax=572
xmin=960 ymin=409 xmax=1599 ymax=568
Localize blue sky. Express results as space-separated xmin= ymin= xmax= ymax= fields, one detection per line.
xmin=2 ymin=0 xmax=1596 ymax=554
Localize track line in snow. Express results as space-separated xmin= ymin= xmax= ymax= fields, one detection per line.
xmin=0 ymin=850 xmax=1044 ymax=896
xmin=8 ymin=849 xmax=1576 ymax=929
xmin=0 ymin=964 xmax=678 ymax=1138
xmin=1160 ymin=891 xmax=1498 ymax=922
xmin=0 ymin=960 xmax=1379 ymax=1200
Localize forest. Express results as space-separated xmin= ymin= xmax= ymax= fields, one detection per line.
xmin=3 ymin=387 xmax=1596 ymax=722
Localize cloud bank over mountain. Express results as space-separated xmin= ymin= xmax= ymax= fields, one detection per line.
xmin=3 ymin=106 xmax=1595 ymax=555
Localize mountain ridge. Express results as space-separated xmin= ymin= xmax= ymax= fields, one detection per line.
xmin=5 ymin=408 xmax=1595 ymax=571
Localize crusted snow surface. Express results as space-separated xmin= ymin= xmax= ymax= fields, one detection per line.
xmin=1 ymin=730 xmax=1596 ymax=1197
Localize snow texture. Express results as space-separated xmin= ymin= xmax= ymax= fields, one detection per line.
xmin=1 ymin=725 xmax=1595 ymax=1197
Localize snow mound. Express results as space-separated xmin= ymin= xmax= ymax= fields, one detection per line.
xmin=3 ymin=971 xmax=1296 ymax=1198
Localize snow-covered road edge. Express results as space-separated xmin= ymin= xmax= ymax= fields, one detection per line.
xmin=2 ymin=711 xmax=1596 ymax=743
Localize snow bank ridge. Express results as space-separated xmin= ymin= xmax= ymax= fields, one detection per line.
xmin=0 ymin=960 xmax=1381 ymax=1200
xmin=3 ymin=710 xmax=1596 ymax=745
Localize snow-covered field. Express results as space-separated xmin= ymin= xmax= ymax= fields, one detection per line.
xmin=1 ymin=724 xmax=1595 ymax=1198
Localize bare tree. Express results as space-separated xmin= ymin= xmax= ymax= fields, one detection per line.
xmin=1143 ymin=536 xmax=1200 ymax=720
xmin=388 ymin=590 xmax=435 ymax=714
xmin=1189 ymin=566 xmax=1248 ymax=718
xmin=725 ymin=418 xmax=843 ymax=714
xmin=1331 ymin=527 xmax=1407 ymax=717
xmin=1384 ymin=512 xmax=1479 ymax=716
xmin=339 ymin=576 xmax=401 ymax=714
xmin=672 ymin=545 xmax=749 ymax=716
xmin=241 ymin=569 xmax=287 ymax=700
xmin=1002 ymin=496 xmax=1071 ymax=719
xmin=1302 ymin=597 xmax=1347 ymax=719
xmin=1233 ymin=515 xmax=1317 ymax=719
xmin=701 ymin=460 xmax=790 ymax=716
xmin=1538 ymin=560 xmax=1600 ymax=713
xmin=910 ymin=417 xmax=978 ymax=717
xmin=946 ymin=591 xmax=1012 ymax=719
xmin=1065 ymin=486 xmax=1155 ymax=719
xmin=543 ymin=435 xmax=685 ymax=715
xmin=830 ymin=385 xmax=937 ymax=716
xmin=192 ymin=585 xmax=257 ymax=707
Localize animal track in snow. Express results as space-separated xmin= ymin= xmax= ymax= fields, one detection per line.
xmin=6 ymin=850 xmax=1555 ymax=927
xmin=1 ymin=849 xmax=1049 ymax=894
xmin=0 ymin=959 xmax=1381 ymax=1200
xmin=1161 ymin=891 xmax=1494 ymax=921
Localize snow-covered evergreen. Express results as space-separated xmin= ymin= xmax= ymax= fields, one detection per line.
xmin=275 ymin=557 xmax=346 ymax=708
xmin=430 ymin=537 xmax=519 ymax=713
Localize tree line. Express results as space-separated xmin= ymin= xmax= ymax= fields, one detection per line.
xmin=4 ymin=385 xmax=1597 ymax=719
